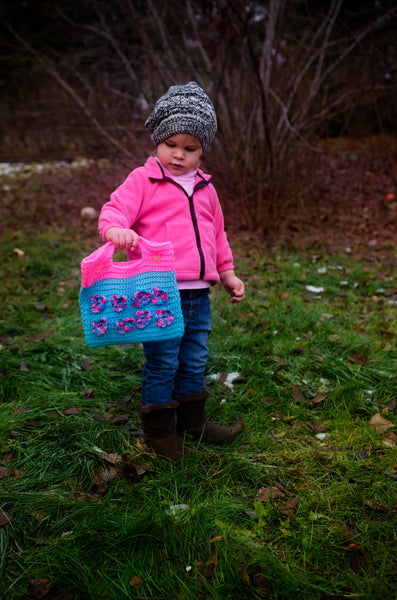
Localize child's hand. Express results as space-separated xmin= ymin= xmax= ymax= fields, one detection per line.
xmin=220 ymin=271 xmax=245 ymax=303
xmin=105 ymin=227 xmax=139 ymax=251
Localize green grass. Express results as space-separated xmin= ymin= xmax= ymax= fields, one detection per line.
xmin=1 ymin=228 xmax=396 ymax=600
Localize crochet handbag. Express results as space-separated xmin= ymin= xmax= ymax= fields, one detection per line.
xmin=79 ymin=237 xmax=184 ymax=347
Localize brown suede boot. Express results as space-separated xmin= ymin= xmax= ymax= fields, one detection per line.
xmin=138 ymin=400 xmax=193 ymax=461
xmin=175 ymin=390 xmax=244 ymax=445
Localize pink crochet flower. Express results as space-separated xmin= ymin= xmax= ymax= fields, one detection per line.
xmin=91 ymin=318 xmax=108 ymax=336
xmin=91 ymin=295 xmax=107 ymax=313
xmin=155 ymin=308 xmax=174 ymax=328
xmin=135 ymin=310 xmax=152 ymax=329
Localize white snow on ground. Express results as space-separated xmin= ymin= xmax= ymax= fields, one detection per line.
xmin=0 ymin=158 xmax=95 ymax=178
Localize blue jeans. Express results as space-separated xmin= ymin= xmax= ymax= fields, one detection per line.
xmin=141 ymin=289 xmax=211 ymax=405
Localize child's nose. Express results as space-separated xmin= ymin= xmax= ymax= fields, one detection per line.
xmin=173 ymin=147 xmax=184 ymax=157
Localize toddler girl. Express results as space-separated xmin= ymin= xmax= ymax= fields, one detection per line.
xmin=98 ymin=82 xmax=245 ymax=460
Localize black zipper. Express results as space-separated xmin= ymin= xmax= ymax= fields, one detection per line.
xmin=151 ymin=164 xmax=211 ymax=280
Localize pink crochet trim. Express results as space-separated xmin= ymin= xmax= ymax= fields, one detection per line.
xmin=81 ymin=238 xmax=176 ymax=289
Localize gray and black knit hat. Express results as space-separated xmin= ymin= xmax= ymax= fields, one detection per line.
xmin=145 ymin=82 xmax=217 ymax=150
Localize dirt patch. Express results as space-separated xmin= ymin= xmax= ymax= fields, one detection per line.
xmin=1 ymin=137 xmax=396 ymax=258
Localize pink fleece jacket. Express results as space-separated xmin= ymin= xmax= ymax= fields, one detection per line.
xmin=98 ymin=156 xmax=234 ymax=284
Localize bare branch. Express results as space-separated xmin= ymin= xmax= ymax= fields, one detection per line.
xmin=6 ymin=24 xmax=133 ymax=157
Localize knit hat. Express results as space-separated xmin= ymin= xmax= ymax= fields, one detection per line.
xmin=145 ymin=82 xmax=217 ymax=150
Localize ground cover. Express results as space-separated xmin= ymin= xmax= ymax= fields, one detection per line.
xmin=0 ymin=159 xmax=396 ymax=599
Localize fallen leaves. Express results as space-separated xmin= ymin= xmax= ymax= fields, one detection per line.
xmin=278 ymin=496 xmax=300 ymax=517
xmin=291 ymin=385 xmax=328 ymax=407
xmin=80 ymin=357 xmax=94 ymax=371
xmin=62 ymin=407 xmax=82 ymax=416
xmin=129 ymin=576 xmax=143 ymax=589
xmin=348 ymin=352 xmax=368 ymax=366
xmin=0 ymin=466 xmax=11 ymax=479
xmin=382 ymin=431 xmax=397 ymax=447
xmin=77 ymin=451 xmax=151 ymax=502
xmin=369 ymin=413 xmax=395 ymax=434
xmin=25 ymin=578 xmax=54 ymax=599
xmin=20 ymin=578 xmax=73 ymax=600
xmin=255 ymin=486 xmax=300 ymax=520
xmin=255 ymin=486 xmax=285 ymax=502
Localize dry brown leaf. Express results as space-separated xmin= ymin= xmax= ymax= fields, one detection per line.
xmin=253 ymin=573 xmax=270 ymax=594
xmin=26 ymin=578 xmax=54 ymax=598
xmin=255 ymin=486 xmax=285 ymax=502
xmin=292 ymin=385 xmax=305 ymax=403
xmin=27 ymin=329 xmax=54 ymax=342
xmin=0 ymin=466 xmax=10 ymax=479
xmin=94 ymin=451 xmax=120 ymax=466
xmin=91 ymin=465 xmax=120 ymax=487
xmin=78 ymin=465 xmax=122 ymax=501
xmin=80 ymin=357 xmax=94 ymax=371
xmin=383 ymin=431 xmax=397 ymax=447
xmin=1 ymin=452 xmax=14 ymax=464
xmin=129 ymin=576 xmax=143 ymax=589
xmin=122 ymin=457 xmax=148 ymax=481
xmin=273 ymin=355 xmax=288 ymax=366
xmin=111 ymin=414 xmax=129 ymax=426
xmin=278 ymin=496 xmax=299 ymax=517
xmin=76 ymin=493 xmax=103 ymax=503
xmin=328 ymin=334 xmax=340 ymax=342
xmin=62 ymin=407 xmax=82 ymax=415
xmin=239 ymin=569 xmax=250 ymax=585
xmin=313 ymin=423 xmax=328 ymax=432
xmin=348 ymin=353 xmax=368 ymax=365
xmin=382 ymin=399 xmax=397 ymax=414
xmin=195 ymin=550 xmax=218 ymax=580
xmin=14 ymin=406 xmax=30 ymax=415
xmin=311 ymin=392 xmax=328 ymax=404
xmin=369 ymin=413 xmax=395 ymax=434
xmin=209 ymin=535 xmax=223 ymax=544
xmin=29 ymin=510 xmax=47 ymax=521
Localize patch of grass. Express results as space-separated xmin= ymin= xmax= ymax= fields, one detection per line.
xmin=1 ymin=230 xmax=396 ymax=599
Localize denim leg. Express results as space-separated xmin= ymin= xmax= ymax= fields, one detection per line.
xmin=141 ymin=289 xmax=211 ymax=404
xmin=141 ymin=336 xmax=181 ymax=405
xmin=173 ymin=289 xmax=211 ymax=396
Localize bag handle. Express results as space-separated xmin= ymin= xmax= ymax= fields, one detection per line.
xmin=81 ymin=236 xmax=175 ymax=288
xmin=106 ymin=236 xmax=173 ymax=262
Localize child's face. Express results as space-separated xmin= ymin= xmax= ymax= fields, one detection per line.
xmin=157 ymin=134 xmax=202 ymax=176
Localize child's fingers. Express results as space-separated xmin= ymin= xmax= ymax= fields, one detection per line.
xmin=230 ymin=286 xmax=244 ymax=303
xmin=129 ymin=231 xmax=140 ymax=250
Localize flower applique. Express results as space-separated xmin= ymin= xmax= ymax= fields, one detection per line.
xmin=135 ymin=310 xmax=152 ymax=329
xmin=132 ymin=290 xmax=152 ymax=308
xmin=155 ymin=308 xmax=174 ymax=328
xmin=91 ymin=318 xmax=108 ymax=336
xmin=91 ymin=295 xmax=107 ymax=313
xmin=111 ymin=294 xmax=127 ymax=312
xmin=150 ymin=287 xmax=168 ymax=305
xmin=116 ymin=318 xmax=135 ymax=334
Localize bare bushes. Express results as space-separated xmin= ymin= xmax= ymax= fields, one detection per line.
xmin=3 ymin=0 xmax=397 ymax=232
